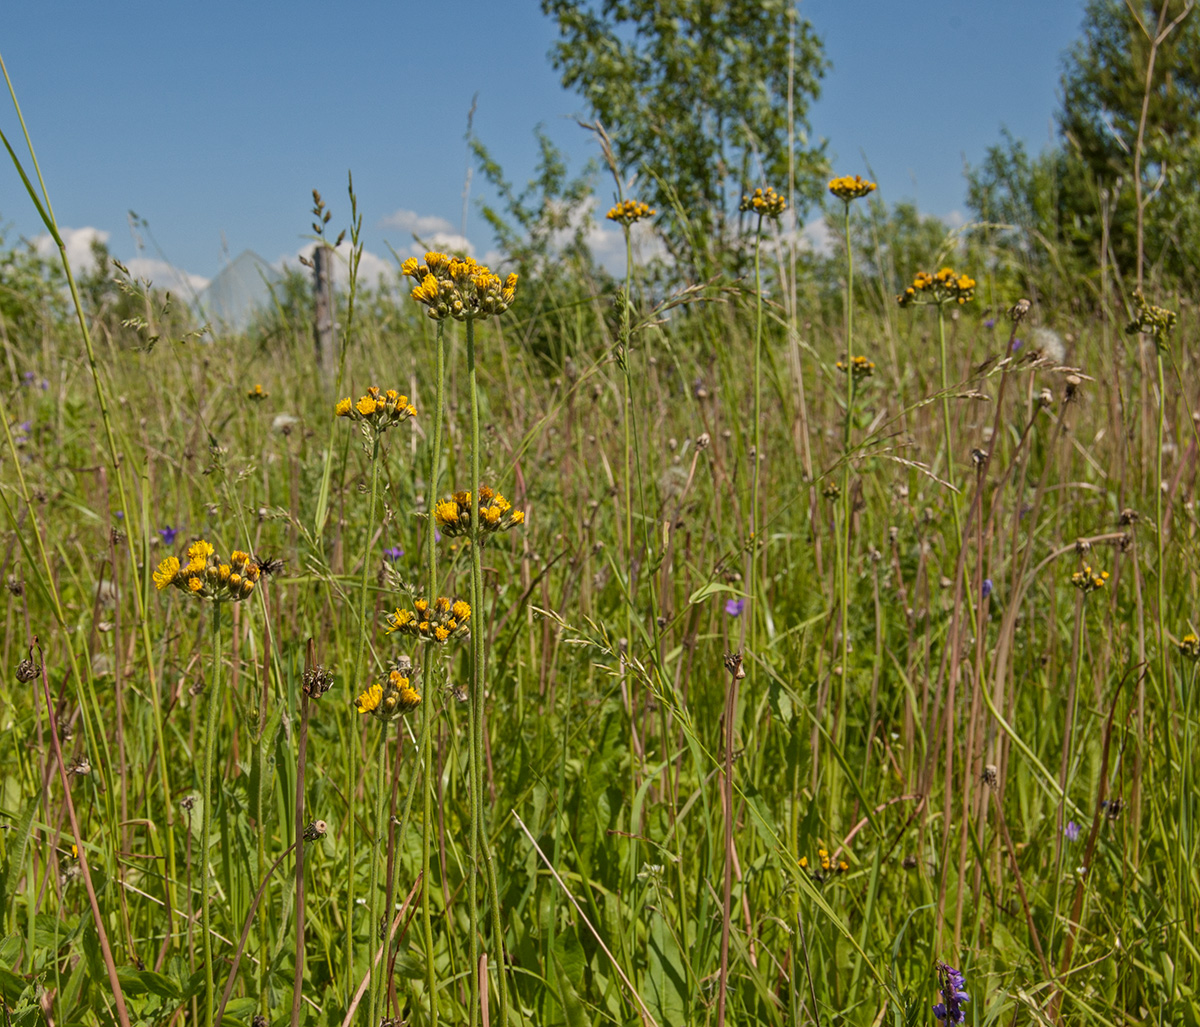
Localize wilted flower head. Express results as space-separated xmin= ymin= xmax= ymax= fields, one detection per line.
xmin=828 ymin=175 xmax=876 ymax=202
xmin=334 ymin=387 xmax=416 ymax=434
xmin=354 ymin=668 xmax=421 ymax=722
xmin=836 ymin=354 xmax=875 ymax=380
xmin=739 ymin=186 xmax=787 ymax=219
xmin=153 ymin=540 xmax=259 ymax=602
xmin=1179 ymin=633 xmax=1200 ymax=660
xmin=1125 ymin=289 xmax=1177 ymax=350
xmin=933 ymin=962 xmax=969 ymax=1024
xmin=434 ymin=484 xmax=525 ymax=543
xmin=401 ymin=251 xmax=517 ymax=322
xmin=898 ymin=267 xmax=976 ymax=308
xmin=606 ymin=199 xmax=655 ymax=225
xmin=1070 ymin=564 xmax=1109 ymax=594
xmin=385 ymin=595 xmax=471 ymax=645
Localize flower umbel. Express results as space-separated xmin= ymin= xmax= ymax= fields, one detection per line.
xmin=828 ymin=175 xmax=876 ymax=202
xmin=434 ymin=484 xmax=525 ymax=543
xmin=898 ymin=267 xmax=976 ymax=307
xmin=1180 ymin=633 xmax=1200 ymax=660
xmin=933 ymin=962 xmax=969 ymax=1024
xmin=739 ymin=186 xmax=787 ymax=219
xmin=606 ymin=199 xmax=655 ymax=225
xmin=355 ymin=669 xmax=421 ymax=722
xmin=385 ymin=596 xmax=471 ymax=645
xmin=152 ymin=540 xmax=259 ymax=602
xmin=836 ymin=355 xmax=875 ymax=381
xmin=247 ymin=384 xmax=269 ymax=402
xmin=334 ymin=387 xmax=417 ymax=432
xmin=401 ymin=251 xmax=517 ymax=322
xmin=1125 ymin=289 xmax=1177 ymax=350
xmin=1071 ymin=564 xmax=1109 ymax=594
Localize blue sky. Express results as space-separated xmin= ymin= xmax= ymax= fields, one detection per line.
xmin=1 ymin=1 xmax=1085 ymax=291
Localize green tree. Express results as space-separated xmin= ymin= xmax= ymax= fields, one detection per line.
xmin=542 ymin=0 xmax=827 ymax=274
xmin=1058 ymin=0 xmax=1200 ymax=286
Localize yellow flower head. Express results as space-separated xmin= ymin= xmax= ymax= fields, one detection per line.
xmin=405 ymin=253 xmax=517 ymax=321
xmin=247 ymin=384 xmax=268 ymax=402
xmin=355 ymin=682 xmax=383 ymax=714
xmin=897 ymin=267 xmax=975 ymax=308
xmin=1180 ymin=633 xmax=1200 ymax=660
xmin=739 ymin=186 xmax=787 ymax=219
xmin=606 ymin=199 xmax=655 ymax=225
xmin=434 ymin=485 xmax=525 ymax=543
xmin=336 ymin=386 xmax=417 ymax=436
xmin=385 ymin=595 xmax=471 ymax=645
xmin=836 ymin=355 xmax=876 ymax=381
xmin=828 ymin=175 xmax=877 ymax=202
xmin=153 ymin=557 xmax=180 ymax=591
xmin=1071 ymin=564 xmax=1110 ymax=594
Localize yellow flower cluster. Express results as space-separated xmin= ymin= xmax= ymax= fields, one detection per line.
xmin=1125 ymin=289 xmax=1177 ymax=349
xmin=384 ymin=596 xmax=472 ymax=645
xmin=434 ymin=484 xmax=525 ymax=542
xmin=1071 ymin=564 xmax=1109 ymax=593
xmin=153 ymin=540 xmax=259 ymax=603
xmin=897 ymin=267 xmax=976 ymax=307
xmin=334 ymin=387 xmax=417 ymax=431
xmin=1180 ymin=633 xmax=1200 ymax=660
xmin=401 ymin=251 xmax=517 ymax=322
xmin=354 ymin=668 xmax=421 ymax=721
xmin=739 ymin=186 xmax=787 ymax=218
xmin=828 ymin=175 xmax=876 ymax=202
xmin=247 ymin=384 xmax=268 ymax=402
xmin=605 ymin=199 xmax=655 ymax=225
xmin=800 ymin=847 xmax=849 ymax=876
xmin=836 ymin=355 xmax=876 ymax=380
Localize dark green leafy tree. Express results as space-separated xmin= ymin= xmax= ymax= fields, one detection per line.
xmin=542 ymin=0 xmax=827 ymax=274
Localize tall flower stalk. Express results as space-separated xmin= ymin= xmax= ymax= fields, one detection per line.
xmin=406 ymin=253 xmax=520 ymax=1027
xmin=827 ymin=175 xmax=875 ymax=780
xmin=333 ymin=387 xmax=417 ymax=1022
xmin=153 ymin=541 xmax=260 ymax=1027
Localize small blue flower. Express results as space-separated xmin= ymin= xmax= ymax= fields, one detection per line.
xmin=21 ymin=371 xmax=35 ymax=385
xmin=982 ymin=578 xmax=993 ymax=600
xmin=434 ymin=530 xmax=442 ymax=543
xmin=383 ymin=545 xmax=404 ymax=562
xmin=724 ymin=597 xmax=745 ymax=617
xmin=1065 ymin=820 xmax=1080 ymax=842
xmin=114 ymin=510 xmax=124 ymax=520
xmin=158 ymin=525 xmax=180 ymax=545
xmin=983 ymin=318 xmax=995 ymax=329
xmin=1011 ymin=337 xmax=1023 ymax=352
xmin=933 ymin=962 xmax=969 ymax=1024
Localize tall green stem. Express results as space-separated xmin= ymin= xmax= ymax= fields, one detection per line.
xmin=368 ymin=722 xmax=390 ymax=1025
xmin=749 ymin=215 xmax=764 ymax=664
xmin=937 ymin=305 xmax=962 ymax=538
xmin=353 ymin=436 xmax=382 ymax=1005
xmin=200 ymin=601 xmax=224 ymax=1027
xmin=421 ymin=320 xmax=446 ymax=1026
xmin=1156 ymin=350 xmax=1168 ymax=711
xmin=839 ymin=202 xmax=854 ymax=744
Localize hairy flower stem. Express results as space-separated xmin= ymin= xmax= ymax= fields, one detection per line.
xmin=465 ymin=318 xmax=509 ymax=1027
xmin=839 ymin=202 xmax=854 ymax=754
xmin=290 ymin=687 xmax=310 ymax=1027
xmin=200 ymin=601 xmax=224 ymax=1027
xmin=352 ymin=435 xmax=382 ymax=1003
xmin=368 ymin=723 xmax=390 ymax=1026
xmin=421 ymin=319 xmax=446 ymax=1027
xmin=1156 ymin=351 xmax=1168 ymax=715
xmin=937 ymin=305 xmax=962 ymax=539
xmin=750 ymin=214 xmax=765 ymax=656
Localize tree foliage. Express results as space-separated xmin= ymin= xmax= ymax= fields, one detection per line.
xmin=541 ymin=0 xmax=827 ymax=273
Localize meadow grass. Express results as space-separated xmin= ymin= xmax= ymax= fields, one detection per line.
xmin=2 ymin=89 xmax=1200 ymax=1027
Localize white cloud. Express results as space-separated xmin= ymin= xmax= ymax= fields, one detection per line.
xmin=378 ymin=208 xmax=473 ymax=258
xmin=798 ymin=215 xmax=833 ymax=257
xmin=124 ymin=257 xmax=210 ymax=295
xmin=33 ymin=225 xmax=109 ymax=274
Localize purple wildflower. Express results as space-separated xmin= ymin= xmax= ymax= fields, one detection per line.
xmin=114 ymin=510 xmax=124 ymax=520
xmin=724 ymin=597 xmax=745 ymax=617
xmin=383 ymin=545 xmax=405 ymax=562
xmin=983 ymin=318 xmax=995 ymax=329
xmin=1064 ymin=820 xmax=1080 ymax=843
xmin=981 ymin=578 xmax=993 ymax=600
xmin=933 ymin=962 xmax=969 ymax=1024
xmin=434 ymin=530 xmax=442 ymax=543
xmin=1010 ymin=337 xmax=1023 ymax=353
xmin=21 ymin=371 xmax=35 ymax=385
xmin=158 ymin=525 xmax=180 ymax=546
